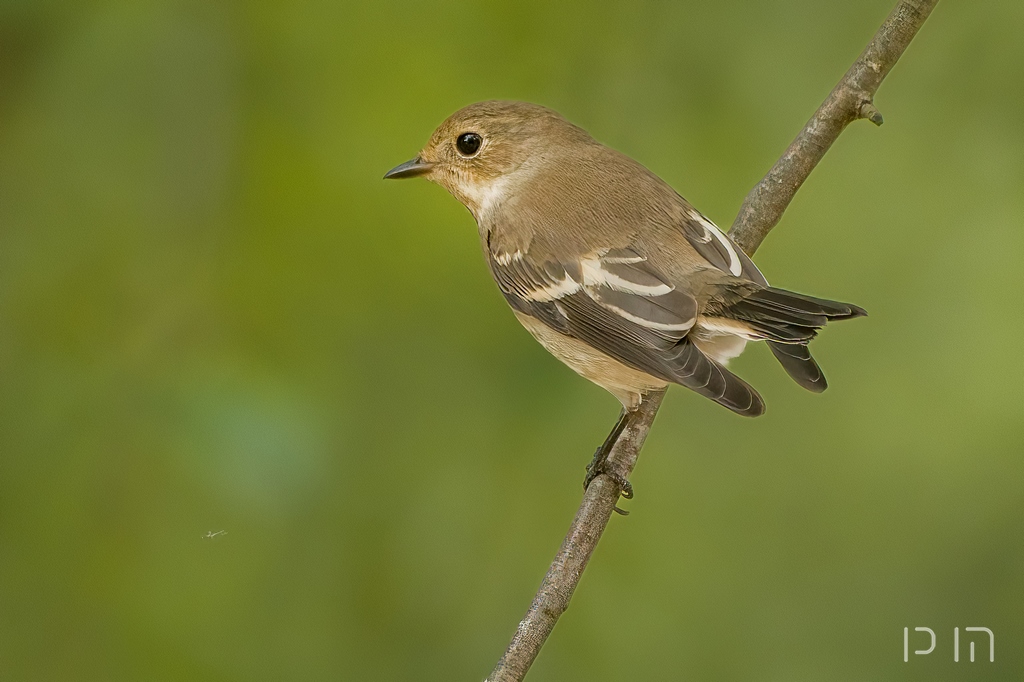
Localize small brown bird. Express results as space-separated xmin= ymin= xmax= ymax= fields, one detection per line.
xmin=385 ymin=101 xmax=864 ymax=469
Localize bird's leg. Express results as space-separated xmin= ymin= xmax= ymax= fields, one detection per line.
xmin=584 ymin=408 xmax=635 ymax=513
xmin=584 ymin=409 xmax=627 ymax=490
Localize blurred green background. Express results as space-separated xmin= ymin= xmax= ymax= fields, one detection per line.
xmin=1 ymin=0 xmax=1021 ymax=680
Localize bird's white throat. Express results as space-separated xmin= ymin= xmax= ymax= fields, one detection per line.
xmin=456 ymin=174 xmax=512 ymax=220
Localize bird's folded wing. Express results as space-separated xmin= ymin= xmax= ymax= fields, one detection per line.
xmin=490 ymin=247 xmax=763 ymax=415
xmin=491 ymin=246 xmax=694 ymax=352
xmin=676 ymin=208 xmax=766 ymax=285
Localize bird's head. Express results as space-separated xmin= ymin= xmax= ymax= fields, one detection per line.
xmin=384 ymin=100 xmax=592 ymax=217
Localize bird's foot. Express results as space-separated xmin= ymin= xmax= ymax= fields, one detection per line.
xmin=584 ymin=448 xmax=634 ymax=515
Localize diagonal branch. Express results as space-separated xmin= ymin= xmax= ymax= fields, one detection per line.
xmin=729 ymin=0 xmax=940 ymax=255
xmin=487 ymin=1 xmax=937 ymax=680
xmin=487 ymin=391 xmax=664 ymax=681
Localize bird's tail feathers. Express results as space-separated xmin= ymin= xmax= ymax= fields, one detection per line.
xmin=714 ymin=286 xmax=865 ymax=392
xmin=767 ymin=341 xmax=826 ymax=392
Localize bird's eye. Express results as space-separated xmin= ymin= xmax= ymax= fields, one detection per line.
xmin=456 ymin=132 xmax=482 ymax=157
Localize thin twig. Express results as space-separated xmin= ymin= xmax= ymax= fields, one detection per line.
xmin=487 ymin=391 xmax=664 ymax=681
xmin=729 ymin=0 xmax=940 ymax=255
xmin=487 ymin=1 xmax=937 ymax=679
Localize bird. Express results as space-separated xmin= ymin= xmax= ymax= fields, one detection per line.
xmin=384 ymin=101 xmax=865 ymax=492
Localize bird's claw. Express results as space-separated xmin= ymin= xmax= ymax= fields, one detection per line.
xmin=584 ymin=449 xmax=634 ymax=515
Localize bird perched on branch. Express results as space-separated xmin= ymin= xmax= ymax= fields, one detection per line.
xmin=385 ymin=101 xmax=864 ymax=487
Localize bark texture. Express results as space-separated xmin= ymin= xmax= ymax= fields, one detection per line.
xmin=488 ymin=392 xmax=664 ymax=682
xmin=729 ymin=0 xmax=940 ymax=255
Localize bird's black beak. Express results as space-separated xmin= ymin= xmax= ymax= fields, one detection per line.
xmin=383 ymin=157 xmax=434 ymax=179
